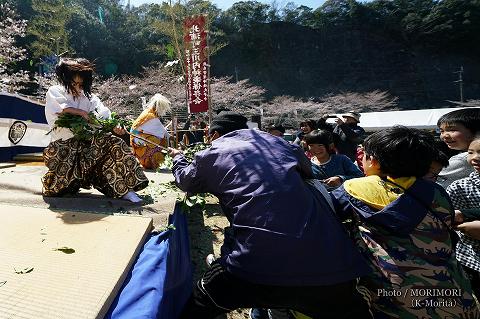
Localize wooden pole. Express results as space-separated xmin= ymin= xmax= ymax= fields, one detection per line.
xmin=128 ymin=131 xmax=168 ymax=153
xmin=206 ymin=14 xmax=212 ymax=126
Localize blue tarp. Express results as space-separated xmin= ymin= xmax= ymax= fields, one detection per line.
xmin=106 ymin=205 xmax=192 ymax=319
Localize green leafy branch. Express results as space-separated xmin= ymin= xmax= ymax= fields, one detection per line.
xmin=48 ymin=111 xmax=132 ymax=141
xmin=180 ymin=193 xmax=207 ymax=213
xmin=183 ymin=142 xmax=210 ymax=162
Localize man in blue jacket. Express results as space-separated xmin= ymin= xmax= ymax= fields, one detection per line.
xmin=169 ymin=111 xmax=371 ymax=319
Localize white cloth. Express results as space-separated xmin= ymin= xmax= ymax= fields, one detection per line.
xmin=133 ymin=118 xmax=169 ymax=145
xmin=45 ymin=85 xmax=111 ymax=141
xmin=438 ymin=152 xmax=474 ymax=188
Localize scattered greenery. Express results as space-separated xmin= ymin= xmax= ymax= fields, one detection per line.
xmin=147 ymin=141 xmax=212 ymax=214
xmin=153 ymin=224 xmax=177 ymax=234
xmin=100 ymin=112 xmax=132 ymax=132
xmin=180 ymin=193 xmax=207 ymax=213
xmin=158 ymin=154 xmax=174 ymax=171
xmin=182 ymin=142 xmax=210 ymax=161
xmin=139 ymin=179 xmax=208 ymax=214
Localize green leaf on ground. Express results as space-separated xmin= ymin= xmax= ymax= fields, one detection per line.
xmin=53 ymin=247 xmax=76 ymax=254
xmin=14 ymin=267 xmax=34 ymax=274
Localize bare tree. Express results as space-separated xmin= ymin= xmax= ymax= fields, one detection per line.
xmin=261 ymin=90 xmax=399 ymax=127
xmin=0 ymin=2 xmax=29 ymax=92
xmin=261 ymin=95 xmax=321 ymax=128
xmin=96 ymin=64 xmax=266 ymax=123
xmin=317 ymin=90 xmax=399 ymax=113
xmin=96 ymin=62 xmax=188 ymax=120
xmin=447 ymin=99 xmax=480 ymax=108
xmin=210 ymin=77 xmax=265 ymax=115
xmin=31 ymin=72 xmax=57 ymax=98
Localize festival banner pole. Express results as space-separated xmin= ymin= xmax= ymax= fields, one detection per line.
xmin=206 ymin=14 xmax=212 ymax=126
xmin=184 ymin=15 xmax=209 ymax=114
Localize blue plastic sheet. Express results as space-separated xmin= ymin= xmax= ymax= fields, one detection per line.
xmin=106 ymin=205 xmax=192 ymax=319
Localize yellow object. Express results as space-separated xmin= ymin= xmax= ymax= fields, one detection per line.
xmin=344 ymin=175 xmax=416 ymax=209
xmin=130 ymin=107 xmax=168 ymax=169
xmin=291 ymin=310 xmax=311 ymax=319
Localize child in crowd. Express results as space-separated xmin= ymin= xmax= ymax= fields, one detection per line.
xmin=437 ymin=108 xmax=480 ymax=188
xmin=447 ymin=134 xmax=480 ymax=298
xmin=292 ymin=119 xmax=316 ymax=148
xmin=331 ymin=126 xmax=478 ymax=318
xmin=304 ymin=129 xmax=363 ymax=189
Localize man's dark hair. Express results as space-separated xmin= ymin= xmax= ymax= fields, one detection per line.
xmin=432 ymin=138 xmax=450 ymax=167
xmin=265 ymin=123 xmax=285 ymax=134
xmin=304 ymin=130 xmax=334 ymax=149
xmin=432 ymin=149 xmax=449 ymax=168
xmin=363 ymin=126 xmax=435 ymax=177
xmin=55 ymin=58 xmax=95 ymax=99
xmin=437 ymin=108 xmax=480 ymax=135
xmin=209 ymin=111 xmax=248 ymax=136
xmin=299 ymin=120 xmax=317 ymax=130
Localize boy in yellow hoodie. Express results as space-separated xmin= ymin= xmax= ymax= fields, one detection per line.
xmin=329 ymin=126 xmax=478 ymax=318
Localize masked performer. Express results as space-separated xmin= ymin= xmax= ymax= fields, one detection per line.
xmin=43 ymin=58 xmax=148 ymax=203
xmin=130 ymin=94 xmax=171 ymax=169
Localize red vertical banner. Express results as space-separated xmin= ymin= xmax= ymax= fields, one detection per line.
xmin=184 ymin=15 xmax=209 ymax=113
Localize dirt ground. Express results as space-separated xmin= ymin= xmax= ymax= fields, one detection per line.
xmin=187 ymin=201 xmax=250 ymax=319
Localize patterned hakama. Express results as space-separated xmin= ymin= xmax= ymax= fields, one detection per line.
xmin=42 ymin=134 xmax=148 ymax=198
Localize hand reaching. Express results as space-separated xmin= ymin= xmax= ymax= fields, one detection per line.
xmin=322 ymin=176 xmax=343 ymax=187
xmin=454 ymin=210 xmax=465 ymax=225
xmin=79 ymin=111 xmax=91 ymax=122
xmin=456 ymin=221 xmax=480 ymax=240
xmin=168 ymin=147 xmax=183 ymax=158
xmin=113 ymin=126 xmax=126 ymax=135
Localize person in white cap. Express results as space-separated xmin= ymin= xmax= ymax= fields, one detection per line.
xmin=332 ymin=111 xmax=365 ymax=162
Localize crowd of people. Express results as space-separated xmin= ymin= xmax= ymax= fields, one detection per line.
xmin=42 ymin=57 xmax=480 ymax=318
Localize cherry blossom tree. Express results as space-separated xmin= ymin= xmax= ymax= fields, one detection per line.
xmin=261 ymin=90 xmax=399 ymax=128
xmin=0 ymin=2 xmax=29 ymax=92
xmin=95 ymin=63 xmax=266 ymax=123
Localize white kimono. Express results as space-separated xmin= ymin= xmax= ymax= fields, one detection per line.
xmin=45 ymin=85 xmax=111 ymax=141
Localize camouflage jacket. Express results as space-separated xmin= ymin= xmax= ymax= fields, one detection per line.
xmin=332 ymin=177 xmax=479 ymax=319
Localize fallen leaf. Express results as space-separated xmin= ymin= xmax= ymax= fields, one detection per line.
xmin=53 ymin=247 xmax=75 ymax=254
xmin=14 ymin=267 xmax=33 ymax=274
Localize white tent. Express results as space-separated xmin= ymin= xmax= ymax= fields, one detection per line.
xmin=354 ymin=107 xmax=469 ymax=132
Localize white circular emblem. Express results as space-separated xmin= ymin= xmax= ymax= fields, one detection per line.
xmin=8 ymin=121 xmax=27 ymax=145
